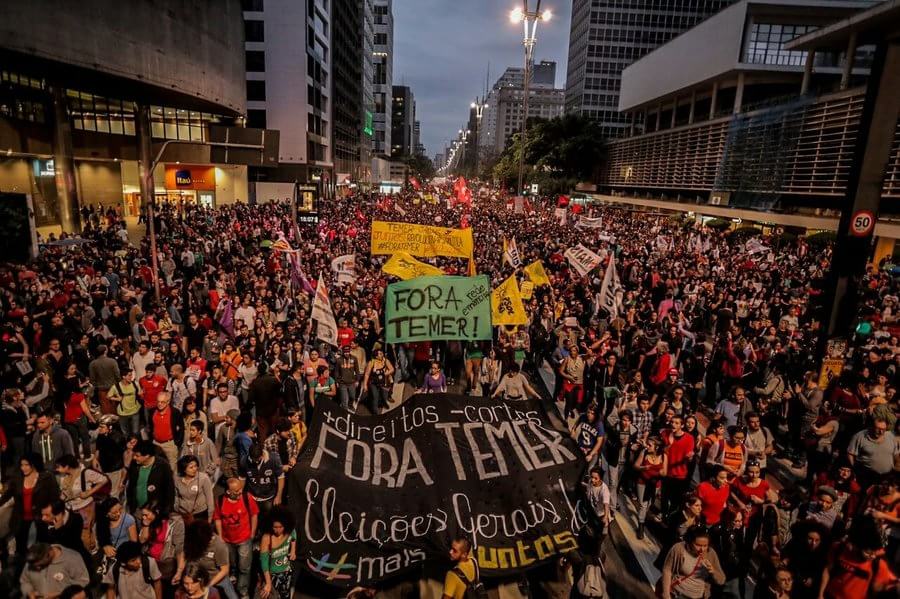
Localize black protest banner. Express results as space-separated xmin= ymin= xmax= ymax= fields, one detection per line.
xmin=289 ymin=393 xmax=587 ymax=587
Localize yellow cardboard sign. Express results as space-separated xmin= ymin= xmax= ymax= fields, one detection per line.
xmin=818 ymin=358 xmax=844 ymax=389
xmin=382 ymin=252 xmax=445 ymax=280
xmin=523 ymin=260 xmax=551 ymax=286
xmin=371 ymin=221 xmax=474 ymax=259
xmin=520 ymin=280 xmax=534 ymax=299
xmin=491 ymin=274 xmax=528 ymax=326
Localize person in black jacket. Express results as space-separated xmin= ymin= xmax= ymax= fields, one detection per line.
xmin=37 ymin=499 xmax=92 ymax=570
xmin=0 ymin=453 xmax=60 ymax=567
xmin=146 ymin=392 xmax=183 ymax=471
xmin=126 ymin=440 xmax=175 ymax=514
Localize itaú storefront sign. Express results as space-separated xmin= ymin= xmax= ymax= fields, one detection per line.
xmin=164 ymin=164 xmax=216 ymax=190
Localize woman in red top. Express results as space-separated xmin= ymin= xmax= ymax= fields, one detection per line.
xmin=730 ymin=460 xmax=775 ymax=549
xmin=61 ymin=363 xmax=96 ymax=460
xmin=633 ymin=436 xmax=667 ymax=538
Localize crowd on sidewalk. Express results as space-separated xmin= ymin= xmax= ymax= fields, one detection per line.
xmin=0 ymin=183 xmax=897 ymax=599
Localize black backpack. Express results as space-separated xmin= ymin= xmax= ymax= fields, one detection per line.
xmin=452 ymin=560 xmax=488 ymax=599
xmin=112 ymin=554 xmax=155 ymax=586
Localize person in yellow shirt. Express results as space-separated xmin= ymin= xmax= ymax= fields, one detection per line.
xmin=442 ymin=537 xmax=479 ymax=599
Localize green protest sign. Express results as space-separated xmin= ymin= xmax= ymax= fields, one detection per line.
xmin=385 ymin=275 xmax=493 ymax=343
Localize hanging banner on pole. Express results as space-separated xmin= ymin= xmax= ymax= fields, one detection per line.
xmin=330 ymin=254 xmax=357 ymax=286
xmin=382 ymin=252 xmax=445 ymax=280
xmin=290 ymin=394 xmax=586 ymax=588
xmin=384 ymin=275 xmax=492 ymax=343
xmin=564 ymin=244 xmax=603 ymax=278
xmin=371 ymin=221 xmax=474 ymax=258
xmin=491 ymin=274 xmax=528 ymax=326
xmin=312 ymin=275 xmax=339 ymax=346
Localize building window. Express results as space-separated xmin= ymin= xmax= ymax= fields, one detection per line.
xmin=241 ymin=0 xmax=263 ymax=10
xmin=245 ymin=20 xmax=264 ymax=42
xmin=744 ymin=23 xmax=814 ymax=66
xmin=245 ymin=50 xmax=266 ymax=72
xmin=374 ymin=33 xmax=387 ymax=45
xmin=247 ymin=109 xmax=266 ymax=129
xmin=246 ymin=80 xmax=266 ymax=101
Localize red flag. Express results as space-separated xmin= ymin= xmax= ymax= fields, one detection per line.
xmin=571 ymin=203 xmax=584 ymax=215
xmin=557 ymin=195 xmax=570 ymax=207
xmin=454 ymin=177 xmax=468 ymax=194
xmin=409 ymin=176 xmax=422 ymax=191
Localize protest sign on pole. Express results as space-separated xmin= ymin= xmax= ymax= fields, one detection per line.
xmin=564 ymin=244 xmax=603 ymax=278
xmin=575 ymin=216 xmax=603 ymax=230
xmin=384 ymin=275 xmax=492 ymax=343
xmin=523 ymin=260 xmax=551 ymax=286
xmin=311 ymin=274 xmax=339 ymax=346
xmin=503 ymin=237 xmax=522 ymax=269
xmin=491 ymin=274 xmax=528 ymax=326
xmin=330 ymin=254 xmax=357 ymax=286
xmin=381 ymin=252 xmax=445 ymax=280
xmin=370 ymin=221 xmax=474 ymax=258
xmin=290 ymin=394 xmax=586 ymax=588
xmin=598 ymin=255 xmax=623 ymax=317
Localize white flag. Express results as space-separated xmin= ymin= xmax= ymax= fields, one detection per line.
xmin=330 ymin=253 xmax=357 ymax=286
xmin=503 ymin=237 xmax=522 ymax=268
xmin=554 ymin=207 xmax=567 ymax=225
xmin=565 ymin=244 xmax=603 ymax=278
xmin=395 ymin=204 xmax=407 ymax=216
xmin=311 ymin=274 xmax=339 ymax=346
xmin=598 ymin=255 xmax=623 ymax=317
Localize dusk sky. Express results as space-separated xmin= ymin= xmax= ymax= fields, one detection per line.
xmin=393 ymin=0 xmax=573 ymax=158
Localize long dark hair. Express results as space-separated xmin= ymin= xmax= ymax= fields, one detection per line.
xmin=183 ymin=519 xmax=215 ymax=561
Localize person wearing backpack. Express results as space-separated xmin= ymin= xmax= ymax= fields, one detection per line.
xmin=102 ymin=540 xmax=162 ymax=599
xmin=744 ymin=412 xmax=774 ymax=473
xmin=442 ymin=536 xmax=486 ymax=599
xmin=55 ymin=454 xmax=111 ymax=553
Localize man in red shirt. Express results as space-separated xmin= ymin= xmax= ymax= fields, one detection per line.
xmin=662 ymin=415 xmax=695 ymax=517
xmin=336 ymin=318 xmax=355 ymax=348
xmin=821 ymin=532 xmax=897 ymax=599
xmin=214 ymin=476 xmax=258 ymax=599
xmin=697 ymin=466 xmax=731 ymax=526
xmin=147 ymin=392 xmax=182 ymax=471
xmin=139 ymin=365 xmax=167 ymax=424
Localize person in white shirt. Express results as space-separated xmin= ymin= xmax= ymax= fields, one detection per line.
xmin=131 ymin=342 xmax=155 ymax=379
xmin=235 ymin=298 xmax=257 ymax=332
xmin=209 ymin=383 xmax=240 ymax=438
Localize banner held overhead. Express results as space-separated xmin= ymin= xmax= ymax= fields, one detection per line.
xmin=371 ymin=221 xmax=474 ymax=259
xmin=384 ymin=275 xmax=492 ymax=343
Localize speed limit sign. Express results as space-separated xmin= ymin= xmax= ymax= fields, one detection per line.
xmin=850 ymin=210 xmax=875 ymax=237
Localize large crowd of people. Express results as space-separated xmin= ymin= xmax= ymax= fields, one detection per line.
xmin=0 ymin=181 xmax=897 ymax=599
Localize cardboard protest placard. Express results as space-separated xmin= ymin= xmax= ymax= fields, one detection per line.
xmin=384 ymin=275 xmax=492 ymax=343
xmin=370 ymin=221 xmax=474 ymax=259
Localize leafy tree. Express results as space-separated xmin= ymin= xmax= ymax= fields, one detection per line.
xmin=493 ymin=114 xmax=606 ymax=191
xmin=403 ymin=152 xmax=436 ymax=182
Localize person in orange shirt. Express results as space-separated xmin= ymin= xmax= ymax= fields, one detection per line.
xmin=820 ymin=522 xmax=898 ymax=599
xmin=221 ymin=342 xmax=242 ymax=382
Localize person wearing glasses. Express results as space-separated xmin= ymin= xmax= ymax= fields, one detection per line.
xmin=706 ymin=426 xmax=748 ymax=481
xmin=420 ymin=361 xmax=447 ymax=394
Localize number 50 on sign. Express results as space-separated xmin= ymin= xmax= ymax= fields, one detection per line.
xmin=850 ymin=210 xmax=875 ymax=237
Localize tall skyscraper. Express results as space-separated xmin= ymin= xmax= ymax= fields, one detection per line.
xmin=564 ymin=0 xmax=736 ymax=138
xmin=242 ymin=0 xmax=332 ymax=185
xmin=360 ymin=0 xmax=375 ymax=182
xmin=391 ymin=85 xmax=415 ymax=158
xmin=373 ymin=0 xmax=393 ymax=157
xmin=331 ymin=0 xmax=364 ymax=179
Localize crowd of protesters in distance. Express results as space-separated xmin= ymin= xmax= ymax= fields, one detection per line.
xmin=0 ymin=179 xmax=897 ymax=599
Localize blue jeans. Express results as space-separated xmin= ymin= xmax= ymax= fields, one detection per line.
xmin=337 ymin=383 xmax=356 ymax=410
xmin=119 ymin=412 xmax=141 ymax=436
xmin=227 ymin=539 xmax=253 ymax=597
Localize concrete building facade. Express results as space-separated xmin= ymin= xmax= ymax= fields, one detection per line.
xmin=331 ymin=0 xmax=364 ymax=182
xmin=242 ymin=0 xmax=333 ymax=195
xmin=0 ymin=0 xmax=270 ymax=233
xmin=564 ymin=0 xmax=736 ymax=139
xmin=597 ymin=0 xmax=899 ymax=218
xmin=373 ymin=0 xmax=394 ymax=157
xmin=391 ymin=85 xmax=415 ymax=158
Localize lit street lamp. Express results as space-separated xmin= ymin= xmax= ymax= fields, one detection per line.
xmin=509 ymin=1 xmax=551 ymax=196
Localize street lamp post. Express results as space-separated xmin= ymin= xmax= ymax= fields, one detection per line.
xmin=510 ymin=1 xmax=551 ymax=196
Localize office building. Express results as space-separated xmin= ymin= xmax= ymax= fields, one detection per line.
xmin=0 ymin=0 xmax=268 ymax=235
xmin=391 ymin=85 xmax=416 ymax=158
xmin=242 ymin=0 xmax=333 ymax=198
xmin=331 ymin=0 xmax=364 ymax=182
xmin=373 ymin=0 xmax=393 ymax=157
xmin=597 ymin=0 xmax=899 ymax=227
xmin=564 ymin=0 xmax=736 ymax=138
xmin=360 ymin=0 xmax=375 ymax=183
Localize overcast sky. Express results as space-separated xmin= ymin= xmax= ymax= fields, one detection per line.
xmin=392 ymin=0 xmax=572 ymax=159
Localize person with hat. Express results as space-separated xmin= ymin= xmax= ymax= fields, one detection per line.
xmin=801 ymin=486 xmax=843 ymax=533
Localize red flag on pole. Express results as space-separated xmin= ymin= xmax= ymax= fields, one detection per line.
xmin=410 ymin=176 xmax=421 ymax=191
